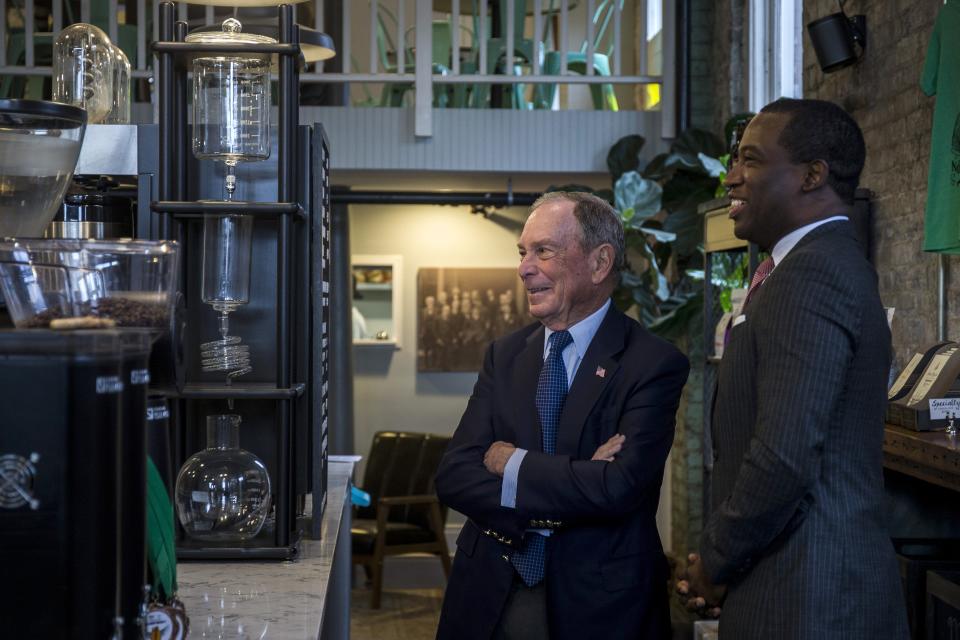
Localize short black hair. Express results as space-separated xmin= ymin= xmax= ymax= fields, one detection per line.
xmin=760 ymin=98 xmax=865 ymax=204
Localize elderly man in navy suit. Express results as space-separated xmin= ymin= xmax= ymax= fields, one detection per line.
xmin=435 ymin=191 xmax=689 ymax=640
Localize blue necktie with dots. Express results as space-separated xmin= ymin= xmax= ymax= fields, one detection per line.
xmin=511 ymin=330 xmax=573 ymax=587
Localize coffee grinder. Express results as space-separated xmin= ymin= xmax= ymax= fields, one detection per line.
xmin=0 ymin=101 xmax=181 ymax=637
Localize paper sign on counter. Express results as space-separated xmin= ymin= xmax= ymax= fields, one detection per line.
xmin=929 ymin=398 xmax=960 ymax=420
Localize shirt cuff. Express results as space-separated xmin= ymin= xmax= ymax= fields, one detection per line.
xmin=500 ymin=448 xmax=528 ymax=509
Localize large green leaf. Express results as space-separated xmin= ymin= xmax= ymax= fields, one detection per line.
xmin=607 ymin=134 xmax=646 ymax=184
xmin=671 ymin=128 xmax=726 ymax=162
xmin=698 ymin=153 xmax=726 ymax=178
xmin=661 ymin=171 xmax=717 ymax=213
xmin=648 ymin=290 xmax=704 ymax=342
xmin=614 ymin=171 xmax=662 ymax=220
xmin=642 ymin=153 xmax=670 ymax=180
xmin=663 ymin=200 xmax=705 ymax=258
xmin=638 ymin=226 xmax=677 ymax=243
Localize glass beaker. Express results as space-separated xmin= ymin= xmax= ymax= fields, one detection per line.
xmin=52 ymin=23 xmax=114 ymax=124
xmin=174 ymin=414 xmax=272 ymax=542
xmin=105 ymin=44 xmax=131 ymax=124
xmin=201 ymin=214 xmax=253 ymax=313
xmin=187 ymin=19 xmax=274 ymax=166
xmin=200 ymin=215 xmax=253 ymax=381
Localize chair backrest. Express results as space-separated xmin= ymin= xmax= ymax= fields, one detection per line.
xmin=358 ymin=430 xmax=451 ymax=530
xmin=582 ymin=0 xmax=622 ymax=57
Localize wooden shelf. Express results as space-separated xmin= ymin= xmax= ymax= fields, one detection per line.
xmin=355 ymin=282 xmax=392 ymax=291
xmin=353 ymin=339 xmax=398 ymax=348
xmin=883 ymin=424 xmax=960 ymax=492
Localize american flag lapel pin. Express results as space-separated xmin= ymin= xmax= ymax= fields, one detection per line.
xmin=595 ymin=366 xmax=606 ymax=378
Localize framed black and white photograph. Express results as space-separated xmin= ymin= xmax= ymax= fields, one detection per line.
xmin=417 ymin=268 xmax=531 ymax=372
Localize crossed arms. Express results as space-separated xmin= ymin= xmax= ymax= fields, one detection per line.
xmin=435 ymin=342 xmax=689 ymax=541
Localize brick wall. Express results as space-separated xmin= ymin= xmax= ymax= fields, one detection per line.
xmin=803 ymin=0 xmax=944 ymax=368
xmin=689 ymin=0 xmax=715 ymax=131
xmin=678 ymin=0 xmax=948 ymax=551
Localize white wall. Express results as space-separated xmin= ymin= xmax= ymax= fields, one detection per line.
xmin=349 ymin=203 xmax=528 ymax=475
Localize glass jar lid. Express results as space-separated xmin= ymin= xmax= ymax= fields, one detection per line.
xmin=185 ymin=17 xmax=277 ymax=47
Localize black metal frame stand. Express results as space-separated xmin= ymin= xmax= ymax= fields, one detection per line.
xmin=152 ymin=2 xmax=327 ymax=560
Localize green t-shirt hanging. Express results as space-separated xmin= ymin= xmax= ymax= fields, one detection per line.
xmin=921 ymin=0 xmax=960 ymax=253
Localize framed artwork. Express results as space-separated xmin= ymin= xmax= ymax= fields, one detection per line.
xmin=417 ymin=268 xmax=531 ymax=372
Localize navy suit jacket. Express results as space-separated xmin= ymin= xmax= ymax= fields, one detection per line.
xmin=435 ymin=305 xmax=689 ymax=640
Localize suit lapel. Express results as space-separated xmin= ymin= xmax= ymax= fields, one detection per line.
xmin=513 ymin=325 xmax=545 ymax=452
xmin=556 ymin=308 xmax=625 ymax=456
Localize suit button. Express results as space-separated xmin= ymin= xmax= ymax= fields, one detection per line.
xmin=502 ymin=554 xmax=510 ymax=562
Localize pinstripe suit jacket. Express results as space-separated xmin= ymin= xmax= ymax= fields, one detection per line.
xmin=701 ymin=221 xmax=908 ymax=639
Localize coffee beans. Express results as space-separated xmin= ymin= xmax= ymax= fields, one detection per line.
xmin=23 ymin=297 xmax=168 ymax=329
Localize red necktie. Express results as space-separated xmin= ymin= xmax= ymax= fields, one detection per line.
xmin=743 ymin=257 xmax=775 ymax=308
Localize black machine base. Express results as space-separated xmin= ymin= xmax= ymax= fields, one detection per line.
xmin=177 ymin=527 xmax=304 ymax=561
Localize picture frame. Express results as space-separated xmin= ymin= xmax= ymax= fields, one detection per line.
xmin=417 ymin=267 xmax=530 ymax=372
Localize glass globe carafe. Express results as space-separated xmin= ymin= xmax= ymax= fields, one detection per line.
xmin=187 ymin=18 xmax=274 ymax=167
xmin=175 ymin=414 xmax=271 ymax=542
xmin=105 ymin=44 xmax=131 ymax=124
xmin=52 ymin=23 xmax=114 ymax=124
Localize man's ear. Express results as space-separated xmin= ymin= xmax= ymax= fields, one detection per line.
xmin=802 ymin=159 xmax=829 ymax=192
xmin=592 ymin=244 xmax=614 ymax=284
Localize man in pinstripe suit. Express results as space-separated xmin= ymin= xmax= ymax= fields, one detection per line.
xmin=684 ymin=98 xmax=909 ymax=638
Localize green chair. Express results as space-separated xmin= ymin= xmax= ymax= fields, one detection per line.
xmin=531 ymin=0 xmax=621 ymax=111
xmin=469 ymin=37 xmax=541 ymax=109
xmin=534 ymin=50 xmax=618 ymax=110
xmin=374 ymin=3 xmax=464 ymax=108
xmin=466 ymin=0 xmax=541 ymax=109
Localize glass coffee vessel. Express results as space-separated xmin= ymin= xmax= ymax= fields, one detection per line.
xmin=53 ymin=23 xmax=114 ymax=124
xmin=187 ymin=17 xmax=274 ymax=184
xmin=175 ymin=414 xmax=272 ymax=542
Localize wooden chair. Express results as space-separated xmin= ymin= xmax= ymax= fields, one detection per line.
xmin=351 ymin=430 xmax=452 ymax=609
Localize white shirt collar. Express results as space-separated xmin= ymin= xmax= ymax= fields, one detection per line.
xmin=771 ymin=216 xmax=848 ymax=267
xmin=544 ymin=298 xmax=611 ymax=359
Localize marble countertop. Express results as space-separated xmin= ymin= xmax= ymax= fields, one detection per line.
xmin=177 ymin=461 xmax=354 ymax=640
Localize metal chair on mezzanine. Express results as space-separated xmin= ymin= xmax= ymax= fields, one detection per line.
xmin=532 ymin=0 xmax=621 ymax=111
xmin=374 ymin=3 xmax=476 ymax=108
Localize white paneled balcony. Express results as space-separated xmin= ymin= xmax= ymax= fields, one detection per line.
xmin=0 ymin=0 xmax=672 ymax=180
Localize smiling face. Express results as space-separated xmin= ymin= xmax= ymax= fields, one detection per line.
xmin=725 ymin=112 xmax=810 ymax=251
xmin=517 ymin=199 xmax=611 ymax=330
